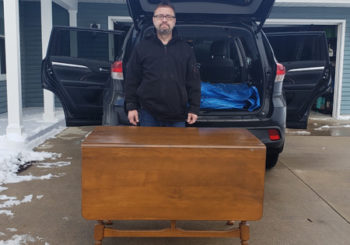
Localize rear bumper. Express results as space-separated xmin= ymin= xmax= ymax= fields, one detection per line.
xmin=194 ymin=103 xmax=286 ymax=154
xmin=194 ymin=122 xmax=285 ymax=153
xmin=249 ymin=128 xmax=284 ymax=154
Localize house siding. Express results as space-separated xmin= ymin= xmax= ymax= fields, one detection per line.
xmin=0 ymin=0 xmax=3 ymax=35
xmin=77 ymin=3 xmax=129 ymax=30
xmin=269 ymin=6 xmax=350 ymax=115
xmin=19 ymin=2 xmax=68 ymax=109
xmin=0 ymin=82 xmax=6 ymax=114
xmin=0 ymin=0 xmax=5 ymax=114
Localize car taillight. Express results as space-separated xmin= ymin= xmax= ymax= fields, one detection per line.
xmin=111 ymin=61 xmax=123 ymax=80
xmin=275 ymin=63 xmax=285 ymax=83
xmin=268 ymin=129 xmax=281 ymax=141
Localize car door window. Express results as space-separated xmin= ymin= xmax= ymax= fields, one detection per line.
xmin=49 ymin=28 xmax=125 ymax=61
xmin=267 ymin=33 xmax=326 ymax=63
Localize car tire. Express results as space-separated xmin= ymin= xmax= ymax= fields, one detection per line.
xmin=266 ymin=152 xmax=279 ymax=169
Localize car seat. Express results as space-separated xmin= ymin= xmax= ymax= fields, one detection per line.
xmin=200 ymin=40 xmax=236 ymax=83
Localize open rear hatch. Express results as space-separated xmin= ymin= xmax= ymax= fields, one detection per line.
xmin=127 ymin=0 xmax=275 ymax=28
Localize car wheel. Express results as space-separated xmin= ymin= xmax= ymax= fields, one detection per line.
xmin=266 ymin=152 xmax=279 ymax=169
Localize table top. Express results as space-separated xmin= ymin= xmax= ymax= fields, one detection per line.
xmin=82 ymin=126 xmax=265 ymax=149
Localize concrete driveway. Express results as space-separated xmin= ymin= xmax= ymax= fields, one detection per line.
xmin=0 ymin=125 xmax=349 ymax=245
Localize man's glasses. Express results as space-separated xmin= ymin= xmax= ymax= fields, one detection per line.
xmin=153 ymin=15 xmax=176 ymax=20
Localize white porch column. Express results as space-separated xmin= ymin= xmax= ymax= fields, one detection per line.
xmin=69 ymin=10 xmax=78 ymax=27
xmin=41 ymin=0 xmax=56 ymax=122
xmin=4 ymin=0 xmax=23 ymax=138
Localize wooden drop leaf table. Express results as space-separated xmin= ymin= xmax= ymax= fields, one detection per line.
xmin=81 ymin=126 xmax=266 ymax=245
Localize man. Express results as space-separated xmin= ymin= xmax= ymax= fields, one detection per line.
xmin=125 ymin=1 xmax=201 ymax=127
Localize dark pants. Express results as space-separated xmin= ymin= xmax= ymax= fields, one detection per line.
xmin=139 ymin=109 xmax=185 ymax=127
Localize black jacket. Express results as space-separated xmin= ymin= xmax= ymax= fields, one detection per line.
xmin=125 ymin=31 xmax=201 ymax=122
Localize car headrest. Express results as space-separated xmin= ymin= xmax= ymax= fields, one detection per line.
xmin=210 ymin=40 xmax=230 ymax=58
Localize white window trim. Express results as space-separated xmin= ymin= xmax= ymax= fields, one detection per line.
xmin=265 ymin=19 xmax=347 ymax=120
xmin=108 ymin=16 xmax=133 ymax=31
xmin=0 ymin=34 xmax=5 ymax=82
xmin=275 ymin=0 xmax=350 ymax=7
xmin=107 ymin=16 xmax=133 ymax=61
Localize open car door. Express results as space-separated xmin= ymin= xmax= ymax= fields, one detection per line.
xmin=42 ymin=27 xmax=127 ymax=126
xmin=267 ymin=31 xmax=331 ymax=129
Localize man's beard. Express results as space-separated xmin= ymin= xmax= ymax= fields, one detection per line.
xmin=157 ymin=24 xmax=172 ymax=35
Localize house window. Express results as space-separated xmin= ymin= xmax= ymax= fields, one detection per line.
xmin=0 ymin=36 xmax=6 ymax=79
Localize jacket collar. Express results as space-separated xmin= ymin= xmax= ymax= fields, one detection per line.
xmin=146 ymin=27 xmax=181 ymax=46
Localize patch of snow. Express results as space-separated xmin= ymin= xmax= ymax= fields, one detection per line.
xmin=35 ymin=236 xmax=46 ymax=243
xmin=0 ymin=126 xmax=65 ymax=152
xmin=286 ymin=130 xmax=311 ymax=135
xmin=0 ymin=234 xmax=36 ymax=245
xmin=0 ymin=233 xmax=51 ymax=245
xmin=0 ymin=195 xmax=33 ymax=209
xmin=6 ymin=228 xmax=17 ymax=232
xmin=0 ymin=199 xmax=20 ymax=209
xmin=21 ymin=195 xmax=33 ymax=203
xmin=309 ymin=116 xmax=335 ymax=121
xmin=0 ymin=210 xmax=13 ymax=217
xmin=35 ymin=161 xmax=71 ymax=169
xmin=37 ymin=144 xmax=53 ymax=150
xmin=1 ymin=108 xmax=66 ymax=193
xmin=62 ymin=216 xmax=69 ymax=221
xmin=0 ymin=109 xmax=71 ymax=225
xmin=0 ymin=233 xmax=5 ymax=237
xmin=1 ymin=171 xmax=62 ymax=185
xmin=0 ymin=195 xmax=15 ymax=201
xmin=315 ymin=124 xmax=350 ymax=131
xmin=0 ymin=150 xmax=62 ymax=185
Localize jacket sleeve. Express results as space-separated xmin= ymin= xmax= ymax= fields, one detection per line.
xmin=186 ymin=47 xmax=201 ymax=115
xmin=125 ymin=46 xmax=142 ymax=112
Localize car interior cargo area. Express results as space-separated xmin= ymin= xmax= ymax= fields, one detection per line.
xmin=176 ymin=25 xmax=264 ymax=114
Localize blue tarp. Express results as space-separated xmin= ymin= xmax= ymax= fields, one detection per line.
xmin=200 ymin=82 xmax=260 ymax=111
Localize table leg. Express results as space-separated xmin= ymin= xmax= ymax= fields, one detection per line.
xmin=239 ymin=221 xmax=249 ymax=245
xmin=94 ymin=220 xmax=105 ymax=245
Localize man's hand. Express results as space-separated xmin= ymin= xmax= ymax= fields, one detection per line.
xmin=128 ymin=110 xmax=139 ymax=126
xmin=187 ymin=113 xmax=198 ymax=125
